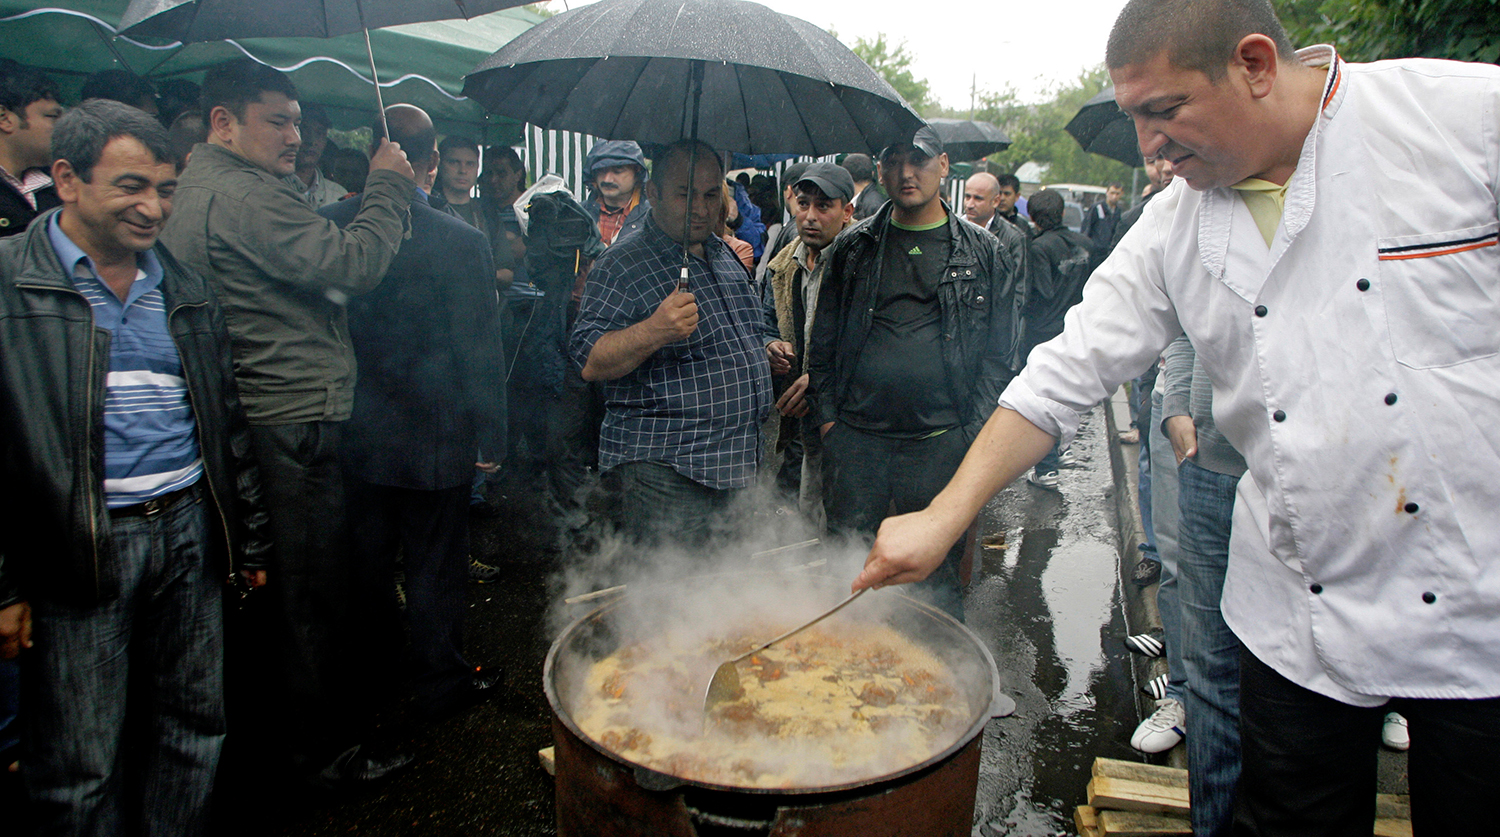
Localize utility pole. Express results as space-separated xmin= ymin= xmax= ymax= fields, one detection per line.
xmin=969 ymin=74 xmax=976 ymax=120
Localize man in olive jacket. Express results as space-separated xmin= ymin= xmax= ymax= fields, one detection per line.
xmin=0 ymin=100 xmax=269 ymax=836
xmin=159 ymin=59 xmax=416 ymax=783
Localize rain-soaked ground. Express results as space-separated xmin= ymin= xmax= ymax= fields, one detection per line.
xmin=248 ymin=403 xmax=1141 ymax=837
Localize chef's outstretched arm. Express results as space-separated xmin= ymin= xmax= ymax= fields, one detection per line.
xmin=854 ymin=407 xmax=1056 ymax=591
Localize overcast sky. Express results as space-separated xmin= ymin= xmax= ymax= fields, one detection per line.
xmin=539 ymin=0 xmax=1132 ymax=109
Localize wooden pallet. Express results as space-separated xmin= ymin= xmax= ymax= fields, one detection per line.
xmin=1076 ymin=758 xmax=1411 ymax=836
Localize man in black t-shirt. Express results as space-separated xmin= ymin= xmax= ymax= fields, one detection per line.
xmin=807 ymin=127 xmax=1026 ymax=619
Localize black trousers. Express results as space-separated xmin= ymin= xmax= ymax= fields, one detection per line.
xmin=1235 ymin=647 xmax=1500 ymax=836
xmin=236 ymin=421 xmax=356 ymax=761
xmin=346 ymin=482 xmax=474 ymax=719
xmin=822 ymin=422 xmax=972 ymax=621
xmin=546 ymin=369 xmax=606 ymax=511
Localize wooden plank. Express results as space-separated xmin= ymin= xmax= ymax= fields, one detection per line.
xmin=1098 ymin=809 xmax=1192 ymax=836
xmin=1093 ymin=757 xmax=1189 ymax=789
xmin=1373 ymin=819 xmax=1412 ymax=837
xmin=1087 ymin=776 xmax=1191 ymax=816
xmin=1075 ymin=804 xmax=1102 ymax=837
xmin=1374 ymin=793 xmax=1411 ymax=821
xmin=538 ymin=745 xmax=556 ymax=776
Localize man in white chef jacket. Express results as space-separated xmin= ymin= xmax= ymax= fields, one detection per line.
xmin=852 ymin=0 xmax=1500 ymax=833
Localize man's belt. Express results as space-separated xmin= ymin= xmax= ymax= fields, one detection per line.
xmin=108 ymin=480 xmax=202 ymax=519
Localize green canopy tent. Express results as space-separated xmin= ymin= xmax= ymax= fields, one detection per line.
xmin=0 ymin=0 xmax=542 ymax=141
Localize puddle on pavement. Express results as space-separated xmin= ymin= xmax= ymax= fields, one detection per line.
xmin=966 ymin=409 xmax=1139 ymax=836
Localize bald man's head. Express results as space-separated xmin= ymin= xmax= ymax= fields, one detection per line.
xmin=963 ymin=171 xmax=1002 ymax=226
xmin=374 ymin=104 xmax=436 ymax=177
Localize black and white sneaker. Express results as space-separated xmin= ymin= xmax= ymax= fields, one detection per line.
xmin=1141 ymin=672 xmax=1170 ymax=700
xmin=1124 ymin=627 xmax=1166 ymax=658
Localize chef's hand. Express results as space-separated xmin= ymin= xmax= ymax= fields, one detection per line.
xmin=766 ymin=341 xmax=795 ymax=376
xmin=0 ymin=601 xmax=32 ymax=659
xmin=776 ymin=373 xmax=810 ymax=417
xmin=368 ymin=139 xmax=416 ymax=182
xmin=853 ymin=509 xmax=956 ymax=592
xmin=1165 ymin=415 xmax=1198 ymax=464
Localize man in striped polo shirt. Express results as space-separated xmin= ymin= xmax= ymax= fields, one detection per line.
xmin=0 ymin=100 xmax=269 ymax=833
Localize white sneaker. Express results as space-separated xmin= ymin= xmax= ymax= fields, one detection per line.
xmin=1058 ymin=447 xmax=1079 ymax=466
xmin=1131 ymin=698 xmax=1185 ymax=754
xmin=1381 ymin=712 xmax=1409 ymax=751
xmin=1027 ymin=470 xmax=1060 ymax=490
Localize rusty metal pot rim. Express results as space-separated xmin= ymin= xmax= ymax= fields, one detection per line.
xmin=543 ymin=572 xmax=1006 ymax=795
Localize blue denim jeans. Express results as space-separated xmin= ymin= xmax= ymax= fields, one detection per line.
xmin=22 ymin=487 xmax=225 ymax=836
xmin=1148 ymin=391 xmax=1184 ymax=706
xmin=1177 ymin=459 xmax=1244 ymax=837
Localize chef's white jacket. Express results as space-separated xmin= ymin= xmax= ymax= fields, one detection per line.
xmin=1001 ymin=46 xmax=1500 ymax=704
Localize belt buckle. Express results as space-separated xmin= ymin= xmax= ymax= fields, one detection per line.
xmin=140 ymin=494 xmax=169 ymax=517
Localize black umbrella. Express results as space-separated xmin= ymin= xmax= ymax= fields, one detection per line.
xmin=463 ymin=0 xmax=924 ymax=290
xmin=461 ymin=0 xmax=925 ymax=158
xmin=119 ymin=0 xmax=533 ymax=133
xmin=1065 ymin=86 xmax=1143 ymax=168
xmin=927 ymin=118 xmax=1010 ymax=162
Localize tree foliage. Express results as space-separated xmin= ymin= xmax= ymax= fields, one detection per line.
xmin=946 ymin=65 xmax=1136 ymax=187
xmin=848 ymin=34 xmax=933 ymax=113
xmin=1276 ymin=0 xmax=1500 ymax=65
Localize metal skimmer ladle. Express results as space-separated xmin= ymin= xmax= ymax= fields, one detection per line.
xmin=702 ymin=588 xmax=868 ymax=716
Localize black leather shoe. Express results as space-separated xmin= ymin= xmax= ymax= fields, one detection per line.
xmin=317 ymin=744 xmax=414 ymax=787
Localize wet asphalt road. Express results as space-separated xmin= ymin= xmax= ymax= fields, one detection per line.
xmin=260 ymin=403 xmax=1141 ymax=837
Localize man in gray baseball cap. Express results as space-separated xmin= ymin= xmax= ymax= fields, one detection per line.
xmin=762 ymin=160 xmax=858 ymax=521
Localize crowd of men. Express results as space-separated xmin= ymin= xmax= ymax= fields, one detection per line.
xmin=4 ymin=0 xmax=1500 ymax=831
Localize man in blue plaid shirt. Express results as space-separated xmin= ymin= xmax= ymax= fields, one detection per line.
xmin=572 ymin=140 xmax=772 ymax=554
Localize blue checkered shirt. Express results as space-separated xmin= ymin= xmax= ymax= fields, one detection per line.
xmin=572 ymin=217 xmax=772 ymax=489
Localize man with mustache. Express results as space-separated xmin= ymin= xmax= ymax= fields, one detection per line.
xmin=762 ymin=162 xmax=857 ymax=521
xmin=858 ymin=0 xmax=1500 ymax=831
xmin=0 ymin=98 xmax=268 ymax=835
xmin=161 ymin=58 xmax=418 ymax=787
xmin=808 ymin=127 xmax=1025 ymax=620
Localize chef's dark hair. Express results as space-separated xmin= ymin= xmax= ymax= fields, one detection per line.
xmin=1106 ymin=0 xmax=1295 ymax=81
xmin=200 ymin=58 xmax=298 ymax=124
xmin=52 ymin=98 xmax=172 ymax=184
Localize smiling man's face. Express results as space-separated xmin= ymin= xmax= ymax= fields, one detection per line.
xmin=1113 ymin=50 xmax=1258 ymax=191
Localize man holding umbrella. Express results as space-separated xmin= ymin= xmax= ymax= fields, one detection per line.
xmin=808 ymin=127 xmax=1025 ymax=620
xmin=572 ymin=140 xmax=772 ymax=561
xmin=160 ymin=58 xmax=417 ymax=786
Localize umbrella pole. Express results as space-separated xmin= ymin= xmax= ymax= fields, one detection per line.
xmin=355 ymin=0 xmax=389 ymax=141
xmin=362 ymin=27 xmax=390 ymax=139
xmin=677 ymin=60 xmax=705 ymax=293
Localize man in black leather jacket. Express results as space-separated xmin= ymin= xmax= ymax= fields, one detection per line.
xmin=807 ymin=127 xmax=1025 ymax=620
xmin=0 ymin=100 xmax=268 ymax=835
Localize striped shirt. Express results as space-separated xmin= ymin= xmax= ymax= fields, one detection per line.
xmin=48 ymin=215 xmax=203 ymax=508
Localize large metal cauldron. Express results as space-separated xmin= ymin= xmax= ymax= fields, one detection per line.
xmin=544 ymin=575 xmax=1009 ymax=836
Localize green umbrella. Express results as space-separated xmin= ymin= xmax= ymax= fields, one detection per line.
xmin=0 ymin=1 xmax=542 ymax=139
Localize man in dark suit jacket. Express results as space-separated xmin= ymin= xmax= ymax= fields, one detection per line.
xmin=321 ymin=105 xmax=507 ymax=720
